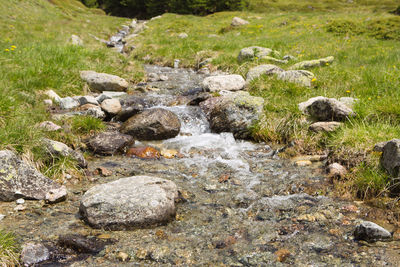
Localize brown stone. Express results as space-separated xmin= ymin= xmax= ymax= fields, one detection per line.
xmin=126 ymin=146 xmax=161 ymax=159
xmin=275 ymin=249 xmax=291 ymax=263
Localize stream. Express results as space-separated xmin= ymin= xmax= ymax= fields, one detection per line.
xmin=1 ymin=38 xmax=400 ymax=266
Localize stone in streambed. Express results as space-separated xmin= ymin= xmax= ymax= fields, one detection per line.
xmin=58 ymin=234 xmax=111 ymax=254
xmin=0 ymin=150 xmax=66 ymax=201
xmin=126 ymin=146 xmax=161 ymax=159
xmin=354 ymin=221 xmax=391 ymax=242
xmin=20 ymin=242 xmax=50 ymax=266
xmin=101 ymin=98 xmax=122 ymax=115
xmin=202 ymin=75 xmax=245 ymax=92
xmin=79 ymin=176 xmax=178 ymax=230
xmin=87 ymin=131 xmax=133 ymax=155
xmin=120 ymin=108 xmax=181 ymax=140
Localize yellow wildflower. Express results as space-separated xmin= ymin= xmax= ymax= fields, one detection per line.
xmin=326 ymin=62 xmax=330 ymax=66
xmin=11 ymin=45 xmax=16 ymax=49
xmin=311 ymin=78 xmax=317 ymax=82
xmin=346 ymin=90 xmax=351 ymax=93
xmin=4 ymin=48 xmax=9 ymax=52
xmin=368 ymin=97 xmax=372 ymax=100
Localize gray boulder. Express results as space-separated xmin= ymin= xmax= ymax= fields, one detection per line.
xmin=381 ymin=139 xmax=400 ymax=177
xmin=288 ymin=56 xmax=334 ymax=70
xmin=374 ymin=141 xmax=389 ymax=152
xmin=120 ymin=108 xmax=181 ymax=140
xmin=42 ymin=139 xmax=87 ymax=168
xmin=277 ymin=70 xmax=315 ymax=87
xmin=200 ymin=91 xmax=264 ymax=139
xmin=59 ymin=97 xmax=80 ymax=110
xmin=78 ymin=96 xmax=98 ymax=106
xmin=79 ymin=176 xmax=178 ymax=230
xmin=87 ymin=131 xmax=133 ymax=155
xmin=354 ymin=221 xmax=391 ymax=242
xmin=80 ymin=71 xmax=129 ymax=92
xmin=202 ymin=74 xmax=245 ymax=92
xmin=115 ymin=96 xmax=146 ymax=122
xmin=238 ymin=46 xmax=280 ymax=61
xmin=299 ymin=96 xmax=355 ymax=121
xmin=0 ymin=150 xmax=66 ymax=201
xmin=246 ymin=64 xmax=284 ymax=82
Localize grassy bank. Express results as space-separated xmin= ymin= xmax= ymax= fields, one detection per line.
xmin=130 ymin=4 xmax=400 ymax=198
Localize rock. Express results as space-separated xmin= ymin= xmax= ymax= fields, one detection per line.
xmin=58 ymin=234 xmax=110 ymax=254
xmin=262 ymin=56 xmax=288 ymax=64
xmin=246 ymin=64 xmax=284 ymax=82
xmin=238 ymin=46 xmax=278 ymax=61
xmin=202 ymin=75 xmax=246 ymax=92
xmin=117 ymin=251 xmax=130 ymax=262
xmin=130 ymin=19 xmax=137 ymax=28
xmin=309 ymin=121 xmax=342 ymax=132
xmin=38 ymin=121 xmax=62 ymax=131
xmin=178 ymin=33 xmax=188 ymax=39
xmin=147 ymin=72 xmax=159 ymax=82
xmin=0 ymin=214 xmax=4 ymax=221
xmin=21 ymin=242 xmax=50 ymax=266
xmin=70 ymin=35 xmax=83 ymax=46
xmin=44 ymin=90 xmax=61 ymax=103
xmin=59 ymin=97 xmax=80 ymax=110
xmin=96 ymin=91 xmax=127 ymax=103
xmin=80 ymin=71 xmax=129 ymax=92
xmin=283 ymin=55 xmax=296 ymax=61
xmin=115 ymin=96 xmax=146 ymax=122
xmin=42 ymin=139 xmax=87 ymax=168
xmin=101 ymin=98 xmax=122 ymax=115
xmin=43 ymin=99 xmax=53 ymax=106
xmin=231 ymin=17 xmax=249 ymax=26
xmin=327 ymin=163 xmax=347 ymax=179
xmin=0 ymin=150 xmax=65 ymax=201
xmin=79 ymin=176 xmax=178 ymax=230
xmin=299 ymin=96 xmax=355 ymax=121
xmin=120 ymin=108 xmax=181 ymax=140
xmin=78 ymin=96 xmax=98 ymax=106
xmin=77 ymin=103 xmax=98 ymax=111
xmin=87 ymin=131 xmax=133 ymax=155
xmin=295 ymin=160 xmax=312 ymax=166
xmin=354 ymin=221 xmax=391 ymax=242
xmin=381 ymin=139 xmax=400 ymax=178
xmin=161 ymin=149 xmax=179 ymax=159
xmin=200 ymin=91 xmax=264 ymax=139
xmin=82 ymin=106 xmax=106 ymax=119
xmin=16 ymin=198 xmax=25 ymax=204
xmin=277 ymin=70 xmax=315 ymax=87
xmin=14 ymin=204 xmax=26 ymax=211
xmin=288 ymin=56 xmax=334 ymax=70
xmin=374 ymin=141 xmax=389 ymax=152
xmin=159 ymin=74 xmax=169 ymax=81
xmin=126 ymin=146 xmax=161 ymax=159
xmin=45 ymin=186 xmax=67 ymax=204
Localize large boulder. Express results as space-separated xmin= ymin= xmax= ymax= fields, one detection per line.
xmin=277 ymin=70 xmax=315 ymax=87
xmin=42 ymin=139 xmax=87 ymax=168
xmin=381 ymin=139 xmax=400 ymax=178
xmin=120 ymin=108 xmax=181 ymax=140
xmin=238 ymin=46 xmax=280 ymax=62
xmin=202 ymin=75 xmax=245 ymax=92
xmin=246 ymin=64 xmax=284 ymax=82
xmin=299 ymin=96 xmax=355 ymax=121
xmin=0 ymin=150 xmax=66 ymax=201
xmin=80 ymin=71 xmax=129 ymax=92
xmin=288 ymin=56 xmax=334 ymax=70
xmin=87 ymin=131 xmax=133 ymax=155
xmin=79 ymin=176 xmax=178 ymax=230
xmin=200 ymin=91 xmax=264 ymax=139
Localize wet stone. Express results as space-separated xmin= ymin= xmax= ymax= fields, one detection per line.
xmin=87 ymin=131 xmax=133 ymax=155
xmin=58 ymin=234 xmax=111 ymax=254
xmin=21 ymin=242 xmax=50 ymax=266
xmin=354 ymin=221 xmax=392 ymax=242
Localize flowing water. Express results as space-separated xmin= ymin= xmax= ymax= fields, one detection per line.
xmin=1 ymin=65 xmax=400 ymax=266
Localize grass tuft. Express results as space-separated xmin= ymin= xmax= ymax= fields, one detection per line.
xmin=0 ymin=230 xmax=19 ymax=267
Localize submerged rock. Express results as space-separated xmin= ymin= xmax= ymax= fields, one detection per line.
xmin=202 ymin=75 xmax=245 ymax=92
xmin=80 ymin=71 xmax=129 ymax=92
xmin=200 ymin=91 xmax=264 ymax=139
xmin=354 ymin=221 xmax=391 ymax=242
xmin=79 ymin=176 xmax=178 ymax=230
xmin=42 ymin=139 xmax=87 ymax=168
xmin=0 ymin=150 xmax=65 ymax=201
xmin=87 ymin=131 xmax=133 ymax=155
xmin=58 ymin=234 xmax=110 ymax=254
xmin=288 ymin=56 xmax=334 ymax=70
xmin=120 ymin=108 xmax=181 ymax=140
xmin=126 ymin=146 xmax=161 ymax=159
xmin=21 ymin=242 xmax=50 ymax=266
xmin=246 ymin=64 xmax=284 ymax=81
xmin=277 ymin=70 xmax=315 ymax=87
xmin=299 ymin=96 xmax=355 ymax=121
xmin=231 ymin=17 xmax=249 ymax=26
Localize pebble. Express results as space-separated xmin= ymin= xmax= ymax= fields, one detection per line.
xmin=117 ymin=251 xmax=130 ymax=262
xmin=295 ymin=160 xmax=312 ymax=166
xmin=16 ymin=198 xmax=25 ymax=204
xmin=14 ymin=204 xmax=26 ymax=211
xmin=0 ymin=214 xmax=5 ymax=221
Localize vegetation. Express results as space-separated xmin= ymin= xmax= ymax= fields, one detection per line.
xmin=0 ymin=230 xmax=19 ymax=266
xmin=129 ymin=3 xmax=399 ymax=197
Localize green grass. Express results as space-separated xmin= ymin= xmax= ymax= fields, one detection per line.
xmin=0 ymin=230 xmax=19 ymax=266
xmin=70 ymin=116 xmax=106 ymax=135
xmin=129 ymin=4 xmax=400 ymax=198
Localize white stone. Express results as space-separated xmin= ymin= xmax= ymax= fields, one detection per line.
xmin=101 ymin=98 xmax=122 ymax=115
xmin=202 ymin=74 xmax=246 ymax=92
